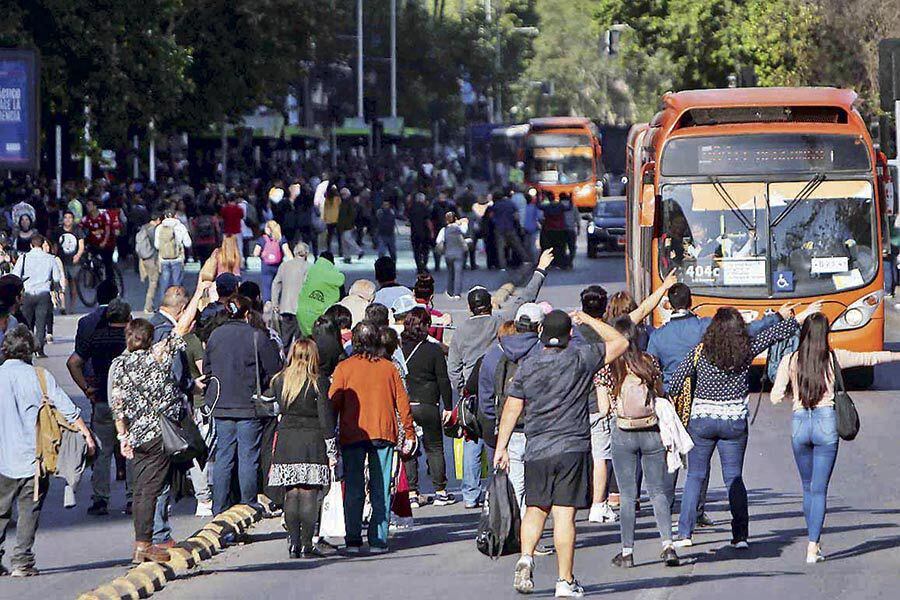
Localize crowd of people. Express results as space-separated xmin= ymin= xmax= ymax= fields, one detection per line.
xmin=0 ymin=158 xmax=894 ymax=598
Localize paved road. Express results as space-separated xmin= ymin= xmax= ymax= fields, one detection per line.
xmin=1 ymin=233 xmax=899 ymax=599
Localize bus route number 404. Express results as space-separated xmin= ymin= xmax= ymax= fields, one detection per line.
xmin=684 ymin=264 xmax=720 ymax=283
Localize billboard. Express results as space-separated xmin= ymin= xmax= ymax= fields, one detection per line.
xmin=0 ymin=49 xmax=39 ymax=171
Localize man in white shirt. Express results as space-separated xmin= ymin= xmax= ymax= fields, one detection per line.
xmin=12 ymin=235 xmax=62 ymax=358
xmin=153 ymin=209 xmax=192 ymax=307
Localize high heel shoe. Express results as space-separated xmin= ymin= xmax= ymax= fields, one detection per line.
xmin=289 ymin=544 xmax=302 ymax=559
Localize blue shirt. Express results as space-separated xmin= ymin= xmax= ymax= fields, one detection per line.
xmin=647 ymin=311 xmax=779 ymax=393
xmin=0 ymin=360 xmax=81 ymax=479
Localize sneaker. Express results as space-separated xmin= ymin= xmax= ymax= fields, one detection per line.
xmin=122 ymin=501 xmax=133 ymax=515
xmin=87 ymin=499 xmax=109 ymax=516
xmin=343 ymin=544 xmax=364 ymax=556
xmin=554 ymin=578 xmax=584 ymax=598
xmin=588 ymin=502 xmax=618 ymax=523
xmin=611 ymin=552 xmax=634 ymax=568
xmin=696 ymin=512 xmax=716 ymax=528
xmin=806 ymin=550 xmax=826 ymax=564
xmin=513 ymin=555 xmax=534 ymax=594
xmin=730 ymin=539 xmax=750 ymax=550
xmin=661 ymin=546 xmax=680 ymax=566
xmin=534 ymin=543 xmax=555 ymax=556
xmin=368 ymin=545 xmax=390 ymax=555
xmin=673 ymin=537 xmax=693 ymax=548
xmin=195 ymin=500 xmax=213 ymax=517
xmin=464 ymin=501 xmax=483 ymax=510
xmin=46 ymin=334 xmax=53 ymax=344
xmin=433 ymin=491 xmax=457 ymax=506
xmin=10 ymin=566 xmax=39 ymax=577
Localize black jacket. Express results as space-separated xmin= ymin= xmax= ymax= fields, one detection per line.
xmin=204 ymin=321 xmax=283 ymax=418
xmin=402 ymin=339 xmax=453 ymax=411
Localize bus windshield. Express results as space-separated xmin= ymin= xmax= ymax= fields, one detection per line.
xmin=526 ymin=133 xmax=593 ymax=184
xmin=659 ymin=180 xmax=877 ymax=298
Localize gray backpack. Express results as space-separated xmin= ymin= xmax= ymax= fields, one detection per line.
xmin=135 ymin=224 xmax=156 ymax=260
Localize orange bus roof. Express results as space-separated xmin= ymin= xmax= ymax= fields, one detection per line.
xmin=528 ymin=117 xmax=594 ymax=130
xmin=662 ymin=87 xmax=858 ymax=112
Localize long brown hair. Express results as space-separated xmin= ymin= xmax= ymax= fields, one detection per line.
xmin=607 ymin=317 xmax=663 ymax=398
xmin=795 ymin=312 xmax=832 ymax=409
xmin=604 ymin=291 xmax=637 ymax=323
xmin=277 ymin=338 xmax=319 ymax=406
xmin=218 ymin=235 xmax=241 ymax=274
xmin=701 ymin=307 xmax=751 ymax=372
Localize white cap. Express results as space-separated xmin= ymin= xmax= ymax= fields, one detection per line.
xmin=391 ymin=294 xmax=419 ymax=316
xmin=515 ymin=302 xmax=545 ymax=327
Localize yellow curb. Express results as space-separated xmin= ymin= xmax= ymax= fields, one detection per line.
xmin=90 ymin=584 xmax=125 ymax=600
xmin=76 ymin=594 xmax=103 ymax=600
xmin=193 ymin=530 xmax=223 ymax=552
xmin=184 ymin=538 xmax=214 ymax=560
xmin=163 ymin=547 xmax=192 ymax=571
xmin=218 ymin=510 xmax=242 ymax=525
xmin=133 ymin=561 xmax=175 ymax=585
xmin=202 ymin=521 xmax=232 ymax=535
xmin=109 ymin=577 xmax=141 ymax=600
xmin=232 ymin=504 xmax=257 ymax=521
xmin=123 ymin=568 xmax=158 ymax=595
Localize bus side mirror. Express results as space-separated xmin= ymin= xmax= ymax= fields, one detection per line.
xmin=639 ymin=162 xmax=656 ymax=227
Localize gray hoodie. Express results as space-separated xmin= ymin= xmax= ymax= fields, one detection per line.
xmin=447 ymin=269 xmax=546 ymax=393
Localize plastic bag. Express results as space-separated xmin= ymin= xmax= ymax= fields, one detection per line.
xmin=319 ymin=471 xmax=346 ymax=538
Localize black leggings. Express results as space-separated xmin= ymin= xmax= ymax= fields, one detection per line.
xmin=403 ymin=403 xmax=447 ymax=492
xmin=284 ymin=485 xmax=321 ymax=548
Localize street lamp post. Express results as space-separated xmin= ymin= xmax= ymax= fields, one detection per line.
xmin=149 ymin=119 xmax=156 ymax=183
xmin=357 ymin=0 xmax=364 ymax=120
xmin=390 ymin=0 xmax=397 ymax=118
xmin=83 ymin=103 xmax=92 ymax=182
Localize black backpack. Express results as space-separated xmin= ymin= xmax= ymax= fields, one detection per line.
xmin=475 ymin=469 xmax=521 ymax=559
xmin=457 ymin=355 xmax=484 ymax=440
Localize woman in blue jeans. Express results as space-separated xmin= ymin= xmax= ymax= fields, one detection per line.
xmin=771 ymin=312 xmax=900 ymax=563
xmin=668 ymin=301 xmax=821 ymax=549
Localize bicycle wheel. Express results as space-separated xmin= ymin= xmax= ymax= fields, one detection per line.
xmin=77 ymin=267 xmax=99 ymax=307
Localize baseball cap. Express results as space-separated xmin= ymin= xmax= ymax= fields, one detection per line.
xmin=391 ymin=294 xmax=418 ymax=317
xmin=515 ymin=303 xmax=544 ymax=329
xmin=215 ymin=272 xmax=241 ymax=297
xmin=540 ymin=310 xmax=572 ymax=348
xmin=467 ymin=286 xmax=492 ymax=313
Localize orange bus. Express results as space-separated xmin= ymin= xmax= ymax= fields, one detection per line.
xmin=524 ymin=117 xmax=603 ymax=211
xmin=626 ymin=87 xmax=891 ymax=384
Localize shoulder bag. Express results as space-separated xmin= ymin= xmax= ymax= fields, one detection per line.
xmin=252 ymin=332 xmax=279 ymax=419
xmin=832 ymin=352 xmax=860 ymax=441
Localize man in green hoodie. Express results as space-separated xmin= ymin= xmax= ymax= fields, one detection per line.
xmin=297 ymin=251 xmax=346 ymax=336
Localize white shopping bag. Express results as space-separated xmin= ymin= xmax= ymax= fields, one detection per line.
xmin=319 ymin=476 xmax=346 ymax=539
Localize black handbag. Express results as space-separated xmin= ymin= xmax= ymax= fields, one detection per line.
xmin=252 ymin=332 xmax=278 ymax=419
xmin=832 ymin=353 xmax=860 ymax=441
xmin=159 ymin=409 xmax=207 ymax=464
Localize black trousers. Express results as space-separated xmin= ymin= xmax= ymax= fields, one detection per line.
xmin=280 ymin=314 xmax=300 ymax=350
xmin=540 ymin=230 xmax=568 ymax=268
xmin=21 ymin=291 xmax=52 ymax=352
xmin=403 ymin=403 xmax=447 ymax=492
xmin=412 ymin=240 xmax=432 ymax=274
xmin=566 ymin=230 xmax=578 ymax=267
xmin=132 ymin=437 xmax=171 ymax=543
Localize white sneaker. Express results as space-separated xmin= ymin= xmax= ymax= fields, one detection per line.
xmin=513 ymin=555 xmax=534 ymax=594
xmin=195 ymin=500 xmax=213 ymax=517
xmin=806 ymin=550 xmax=825 ymax=564
xmin=555 ymin=578 xmax=585 ymax=598
xmin=673 ymin=537 xmax=693 ymax=548
xmin=730 ymin=539 xmax=750 ymax=550
xmin=588 ymin=502 xmax=618 ymax=523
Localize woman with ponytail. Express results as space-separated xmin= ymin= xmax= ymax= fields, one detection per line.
xmin=771 ymin=312 xmax=900 ymax=563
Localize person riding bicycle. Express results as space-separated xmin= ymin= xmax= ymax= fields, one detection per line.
xmin=81 ymin=198 xmax=116 ymax=276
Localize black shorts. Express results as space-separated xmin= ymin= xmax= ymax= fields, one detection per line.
xmin=524 ymin=451 xmax=593 ymax=509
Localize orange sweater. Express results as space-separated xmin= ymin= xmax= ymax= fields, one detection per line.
xmin=329 ymin=355 xmax=416 ymax=447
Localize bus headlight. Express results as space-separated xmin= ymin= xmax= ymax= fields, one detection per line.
xmin=832 ymin=291 xmax=883 ymax=331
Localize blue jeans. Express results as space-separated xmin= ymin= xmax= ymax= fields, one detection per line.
xmin=260 ymin=262 xmax=278 ymax=303
xmin=445 ymin=257 xmax=464 ymax=297
xmin=791 ymin=407 xmax=839 ymax=543
xmin=678 ymin=417 xmax=749 ymax=542
xmin=212 ymin=418 xmax=263 ymax=515
xmin=377 ymin=235 xmax=397 ymax=262
xmin=157 ymin=260 xmax=185 ymax=304
xmin=462 ymin=438 xmax=485 ymax=506
xmin=342 ymin=442 xmax=394 ymax=548
xmin=153 ymin=486 xmax=171 ymax=543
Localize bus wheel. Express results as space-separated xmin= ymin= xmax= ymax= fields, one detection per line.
xmin=844 ymin=366 xmax=874 ymax=390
